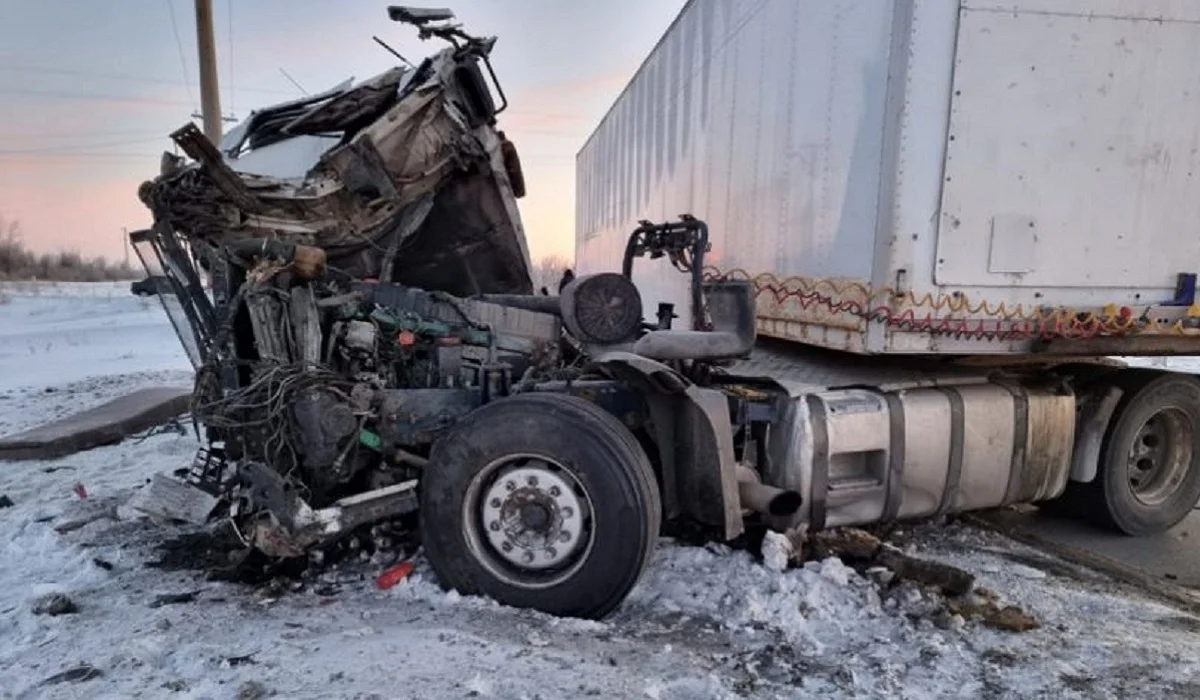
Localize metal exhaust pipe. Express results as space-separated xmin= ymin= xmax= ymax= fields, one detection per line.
xmin=736 ymin=464 xmax=803 ymax=517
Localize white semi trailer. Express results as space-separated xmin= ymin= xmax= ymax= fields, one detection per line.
xmin=575 ymin=0 xmax=1200 ymax=539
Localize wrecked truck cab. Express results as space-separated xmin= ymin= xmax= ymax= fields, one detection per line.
xmin=130 ymin=6 xmax=769 ymax=621
xmin=137 ymin=5 xmax=530 ymax=299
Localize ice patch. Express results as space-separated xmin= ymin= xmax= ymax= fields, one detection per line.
xmin=760 ymin=530 xmax=792 ymax=572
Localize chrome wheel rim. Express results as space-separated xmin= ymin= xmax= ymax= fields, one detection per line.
xmin=462 ymin=454 xmax=595 ymax=589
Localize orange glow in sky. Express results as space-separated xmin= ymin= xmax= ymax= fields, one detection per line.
xmin=0 ymin=0 xmax=685 ymax=266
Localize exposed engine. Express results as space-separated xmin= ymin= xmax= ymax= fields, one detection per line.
xmin=189 ymin=261 xmax=566 ymax=519
xmin=129 ymin=6 xmax=758 ymax=577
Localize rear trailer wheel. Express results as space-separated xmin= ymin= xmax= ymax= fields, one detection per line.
xmin=1094 ymin=374 xmax=1200 ymax=536
xmin=419 ymin=392 xmax=661 ymax=619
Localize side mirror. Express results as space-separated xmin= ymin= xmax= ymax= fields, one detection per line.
xmin=387 ymin=6 xmax=455 ymax=25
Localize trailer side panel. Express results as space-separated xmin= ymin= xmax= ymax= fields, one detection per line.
xmin=575 ymin=0 xmax=899 ymax=349
xmin=577 ymin=0 xmax=1200 ymax=356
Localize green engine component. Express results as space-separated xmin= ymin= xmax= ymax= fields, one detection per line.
xmin=358 ymin=429 xmax=383 ymax=451
xmin=368 ymin=308 xmax=491 ymax=347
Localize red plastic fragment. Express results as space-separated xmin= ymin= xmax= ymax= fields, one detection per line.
xmin=375 ymin=560 xmax=415 ymax=590
xmin=73 ymin=483 xmax=88 ymax=500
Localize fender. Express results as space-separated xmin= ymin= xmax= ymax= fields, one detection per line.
xmin=1069 ymin=385 xmax=1124 ymax=483
xmin=588 ymin=352 xmax=744 ymax=540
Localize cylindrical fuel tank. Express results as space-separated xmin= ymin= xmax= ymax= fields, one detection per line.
xmin=763 ymin=380 xmax=1076 ymax=530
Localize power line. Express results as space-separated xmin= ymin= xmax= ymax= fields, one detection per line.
xmin=0 ymin=128 xmax=169 ymax=141
xmin=0 ymin=84 xmax=593 ymax=129
xmin=0 ymin=86 xmax=194 ymax=107
xmin=166 ymin=0 xmax=196 ymax=109
xmin=0 ymin=151 xmax=161 ymax=160
xmin=0 ymin=137 xmax=169 ymax=155
xmin=0 ymin=64 xmax=295 ymax=97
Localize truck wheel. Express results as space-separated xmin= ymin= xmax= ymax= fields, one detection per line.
xmin=419 ymin=392 xmax=661 ymax=619
xmin=1093 ymin=374 xmax=1200 ymax=536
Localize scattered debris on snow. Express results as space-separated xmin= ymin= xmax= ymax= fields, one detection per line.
xmin=5 ymin=283 xmax=1200 ymax=698
xmin=237 ymin=679 xmax=271 ymax=700
xmin=38 ymin=664 xmax=103 ymax=687
xmin=31 ymin=592 xmax=77 ymax=616
xmin=148 ymin=590 xmax=201 ymax=608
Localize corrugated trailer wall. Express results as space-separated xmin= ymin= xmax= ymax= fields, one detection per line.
xmin=575 ymin=0 xmax=1200 ymax=356
xmin=575 ymin=0 xmax=899 ymax=352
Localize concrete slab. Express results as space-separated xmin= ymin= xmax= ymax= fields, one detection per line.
xmin=0 ymin=387 xmax=192 ymax=462
xmin=1027 ymin=510 xmax=1200 ymax=586
xmin=970 ymin=507 xmax=1200 ymax=612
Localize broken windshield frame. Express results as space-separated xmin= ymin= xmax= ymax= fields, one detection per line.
xmin=388 ymin=5 xmax=508 ymax=116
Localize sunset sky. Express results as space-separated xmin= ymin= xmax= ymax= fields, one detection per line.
xmin=0 ymin=0 xmax=686 ymax=264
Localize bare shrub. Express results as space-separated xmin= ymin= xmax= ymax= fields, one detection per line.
xmin=0 ymin=216 xmax=137 ymax=282
xmin=532 ymin=254 xmax=574 ymax=294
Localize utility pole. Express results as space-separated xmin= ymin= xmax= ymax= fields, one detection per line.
xmin=194 ymin=0 xmax=223 ymax=143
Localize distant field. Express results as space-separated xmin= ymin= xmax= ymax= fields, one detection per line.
xmin=0 ymin=280 xmax=135 ymax=300
xmin=0 ymin=280 xmax=191 ymax=394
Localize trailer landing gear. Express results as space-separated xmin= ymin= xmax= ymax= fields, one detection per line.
xmin=419 ymin=392 xmax=662 ymax=619
xmin=1092 ymin=374 xmax=1200 ymax=536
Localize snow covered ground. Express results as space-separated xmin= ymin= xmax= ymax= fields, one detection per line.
xmin=3 ymin=282 xmax=1200 ymax=699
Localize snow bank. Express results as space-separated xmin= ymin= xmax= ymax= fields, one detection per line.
xmin=3 ymin=285 xmax=1200 ymax=699
xmin=0 ymin=282 xmax=191 ymax=395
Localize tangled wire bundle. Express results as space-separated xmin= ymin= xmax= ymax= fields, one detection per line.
xmin=191 ymin=361 xmax=358 ymax=475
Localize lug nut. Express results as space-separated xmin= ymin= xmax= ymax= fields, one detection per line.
xmin=501 ymin=542 xmax=513 ymax=552
xmin=562 ymin=507 xmax=573 ymax=518
xmin=527 ymin=475 xmax=539 ymax=487
xmin=489 ymin=498 xmax=502 ymax=508
xmin=559 ymin=531 xmax=571 ymax=543
xmin=505 ymin=480 xmax=516 ymax=492
xmin=548 ymin=486 xmax=560 ymax=497
xmin=524 ymin=551 xmax=535 ymax=563
xmin=546 ymin=547 xmax=557 ymax=558
xmin=489 ymin=521 xmax=501 ymax=532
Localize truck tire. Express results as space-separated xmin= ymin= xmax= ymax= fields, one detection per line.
xmin=419 ymin=392 xmax=661 ymax=619
xmin=1092 ymin=374 xmax=1200 ymax=536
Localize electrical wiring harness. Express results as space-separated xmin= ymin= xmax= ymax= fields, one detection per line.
xmin=704 ymin=268 xmax=1200 ymax=341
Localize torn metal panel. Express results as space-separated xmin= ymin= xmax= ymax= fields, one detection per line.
xmin=288 ymin=286 xmax=322 ymax=365
xmin=224 ymin=135 xmax=343 ymax=180
xmin=131 ymin=473 xmax=221 ymax=526
xmin=139 ymin=25 xmax=533 ymax=295
xmin=218 ymin=78 xmax=355 ymax=155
